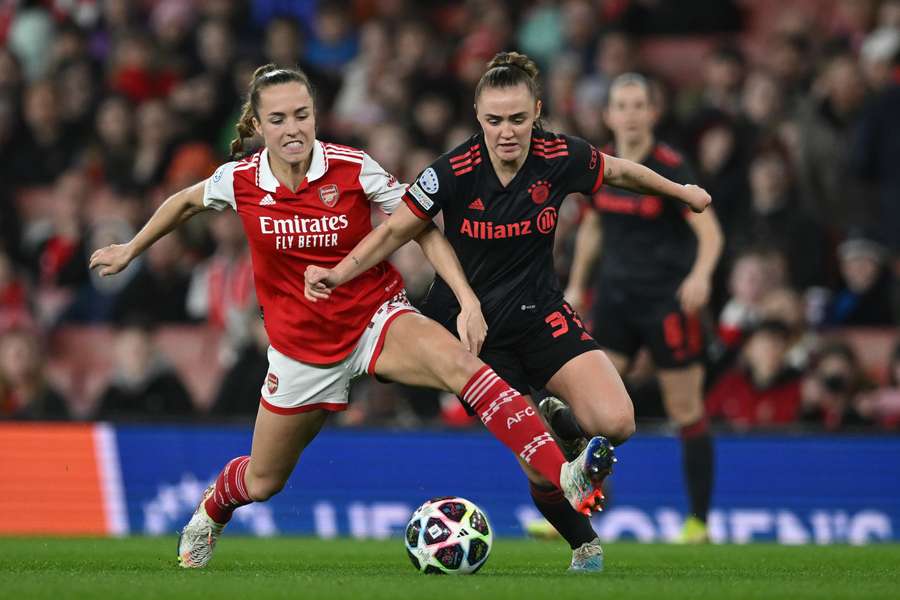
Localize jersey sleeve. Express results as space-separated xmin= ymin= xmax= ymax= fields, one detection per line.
xmin=359 ymin=153 xmax=407 ymax=215
xmin=401 ymin=159 xmax=454 ymax=221
xmin=563 ymin=135 xmax=605 ymax=196
xmin=203 ymin=162 xmax=239 ymax=211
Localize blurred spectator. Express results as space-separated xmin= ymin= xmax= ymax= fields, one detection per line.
xmin=0 ymin=250 xmax=32 ymax=331
xmin=11 ymin=79 xmax=77 ymax=185
xmin=852 ymin=48 xmax=900 ymax=251
xmin=740 ymin=70 xmax=785 ymax=144
xmin=706 ymin=320 xmax=803 ymax=429
xmin=7 ymin=3 xmax=55 ymax=80
xmin=758 ymin=286 xmax=814 ymax=371
xmin=729 ymin=142 xmax=828 ymax=290
xmin=856 ymin=339 xmax=900 ymax=428
xmin=698 ymin=44 xmax=746 ymax=117
xmin=94 ymin=321 xmax=194 ymax=420
xmin=209 ymin=315 xmax=269 ymax=418
xmin=765 ymin=33 xmax=814 ymax=102
xmin=150 ymin=0 xmax=196 ymax=74
xmin=27 ymin=170 xmax=90 ymax=293
xmin=409 ymin=93 xmax=457 ymax=156
xmin=860 ymin=27 xmax=900 ymax=90
xmin=823 ymin=235 xmax=895 ymax=326
xmin=719 ymin=248 xmax=787 ymax=348
xmin=694 ymin=118 xmax=747 ymax=237
xmin=187 ymin=211 xmax=255 ymax=362
xmin=132 ymin=99 xmax=176 ymax=191
xmin=517 ymin=1 xmax=564 ymax=69
xmin=262 ymin=16 xmax=339 ymax=114
xmin=112 ymin=232 xmax=192 ymax=325
xmin=90 ymin=95 xmax=135 ymax=191
xmin=56 ymin=58 xmax=99 ymax=141
xmin=800 ymin=341 xmax=875 ymax=430
xmin=107 ymin=31 xmax=178 ymax=104
xmin=796 ymin=52 xmax=868 ymax=232
xmin=0 ymin=329 xmax=68 ymax=420
xmin=305 ymin=2 xmax=358 ymax=72
xmin=332 ymin=19 xmax=391 ymax=136
xmin=559 ymin=0 xmax=597 ymax=69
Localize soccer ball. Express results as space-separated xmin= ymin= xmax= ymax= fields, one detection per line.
xmin=404 ymin=496 xmax=493 ymax=575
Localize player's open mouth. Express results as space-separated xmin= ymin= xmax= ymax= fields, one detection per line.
xmin=283 ymin=141 xmax=304 ymax=150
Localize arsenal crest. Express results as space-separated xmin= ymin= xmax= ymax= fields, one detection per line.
xmin=319 ymin=183 xmax=340 ymax=207
xmin=266 ymin=372 xmax=279 ymax=394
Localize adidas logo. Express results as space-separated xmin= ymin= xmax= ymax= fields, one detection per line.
xmin=457 ymin=528 xmax=470 ymax=537
xmin=468 ymin=198 xmax=485 ymax=211
xmin=259 ymin=194 xmax=276 ymax=206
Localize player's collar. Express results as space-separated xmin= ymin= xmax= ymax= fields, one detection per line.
xmin=257 ymin=140 xmax=327 ymax=192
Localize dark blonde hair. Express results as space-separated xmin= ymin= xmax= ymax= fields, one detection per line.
xmin=230 ymin=64 xmax=315 ymax=157
xmin=474 ymin=52 xmax=541 ymax=102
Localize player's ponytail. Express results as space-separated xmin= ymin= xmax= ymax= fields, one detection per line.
xmin=475 ymin=51 xmax=541 ymax=102
xmin=230 ymin=63 xmax=316 ymax=158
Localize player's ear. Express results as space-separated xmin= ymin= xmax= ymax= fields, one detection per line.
xmin=252 ymin=116 xmax=262 ymax=137
xmin=534 ymin=99 xmax=542 ymax=122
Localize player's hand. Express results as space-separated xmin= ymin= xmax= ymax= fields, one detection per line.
xmin=304 ymin=265 xmax=337 ymax=302
xmin=89 ymin=243 xmax=134 ymax=277
xmin=681 ymin=184 xmax=711 ymax=213
xmin=677 ymin=271 xmax=711 ymax=314
xmin=457 ymin=301 xmax=488 ymax=356
xmin=564 ymin=284 xmax=586 ymax=316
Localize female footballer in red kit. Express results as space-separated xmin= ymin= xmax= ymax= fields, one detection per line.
xmin=89 ymin=65 xmax=615 ymax=569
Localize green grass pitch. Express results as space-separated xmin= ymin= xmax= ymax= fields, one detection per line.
xmin=1 ymin=537 xmax=898 ymax=599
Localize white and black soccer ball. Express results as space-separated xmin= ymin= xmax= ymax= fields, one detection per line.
xmin=404 ymin=496 xmax=493 ymax=575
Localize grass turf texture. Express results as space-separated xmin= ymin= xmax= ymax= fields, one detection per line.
xmin=1 ymin=537 xmax=898 ymax=599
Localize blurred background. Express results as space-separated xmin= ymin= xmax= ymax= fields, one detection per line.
xmin=0 ymin=0 xmax=898 ymax=542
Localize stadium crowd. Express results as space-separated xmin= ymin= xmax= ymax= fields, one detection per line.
xmin=0 ymin=0 xmax=897 ymax=431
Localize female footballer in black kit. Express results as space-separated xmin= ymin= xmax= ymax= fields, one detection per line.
xmin=565 ymin=73 xmax=724 ymax=544
xmin=306 ymin=53 xmax=711 ymax=571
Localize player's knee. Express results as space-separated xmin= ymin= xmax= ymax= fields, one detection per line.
xmin=246 ymin=476 xmax=285 ymax=502
xmin=446 ymin=347 xmax=483 ymax=390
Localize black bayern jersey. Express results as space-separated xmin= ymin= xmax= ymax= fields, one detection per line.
xmin=590 ymin=142 xmax=697 ymax=294
xmin=403 ymin=130 xmax=604 ymax=343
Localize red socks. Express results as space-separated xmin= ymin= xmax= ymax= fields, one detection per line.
xmin=204 ymin=455 xmax=253 ymax=524
xmin=461 ymin=366 xmax=566 ymax=488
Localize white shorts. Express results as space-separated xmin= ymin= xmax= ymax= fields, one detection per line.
xmin=259 ymin=293 xmax=418 ymax=415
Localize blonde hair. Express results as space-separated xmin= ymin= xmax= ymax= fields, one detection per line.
xmin=230 ymin=64 xmax=315 ymax=157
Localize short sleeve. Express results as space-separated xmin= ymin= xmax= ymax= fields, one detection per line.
xmin=563 ymin=135 xmax=605 ymax=196
xmin=359 ymin=153 xmax=407 ymax=215
xmin=401 ymin=160 xmax=453 ymax=221
xmin=203 ymin=162 xmax=238 ymax=211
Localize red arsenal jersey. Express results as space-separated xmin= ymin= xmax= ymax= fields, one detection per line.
xmin=203 ymin=141 xmax=407 ymax=364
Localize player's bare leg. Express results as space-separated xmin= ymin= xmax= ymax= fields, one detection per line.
xmin=177 ymin=406 xmax=327 ymax=568
xmin=658 ymin=364 xmax=713 ymax=544
xmin=525 ymin=349 xmax=631 ymax=571
xmin=373 ymin=312 xmax=614 ymax=515
xmin=545 ymin=350 xmax=635 ymax=445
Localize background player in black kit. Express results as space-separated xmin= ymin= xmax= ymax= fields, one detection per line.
xmin=565 ymin=73 xmax=724 ymax=544
xmin=306 ymin=53 xmax=712 ymax=571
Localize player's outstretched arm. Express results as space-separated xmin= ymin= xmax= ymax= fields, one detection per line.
xmin=305 ymin=202 xmax=429 ymax=297
xmin=89 ymin=180 xmax=209 ymax=276
xmin=414 ymin=225 xmax=487 ymax=355
xmin=602 ymin=154 xmax=711 ymax=213
xmin=564 ymin=209 xmax=603 ymax=315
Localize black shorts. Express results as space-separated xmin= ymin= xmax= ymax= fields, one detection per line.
xmin=473 ymin=300 xmax=600 ymax=397
xmin=591 ymin=285 xmax=703 ymax=369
